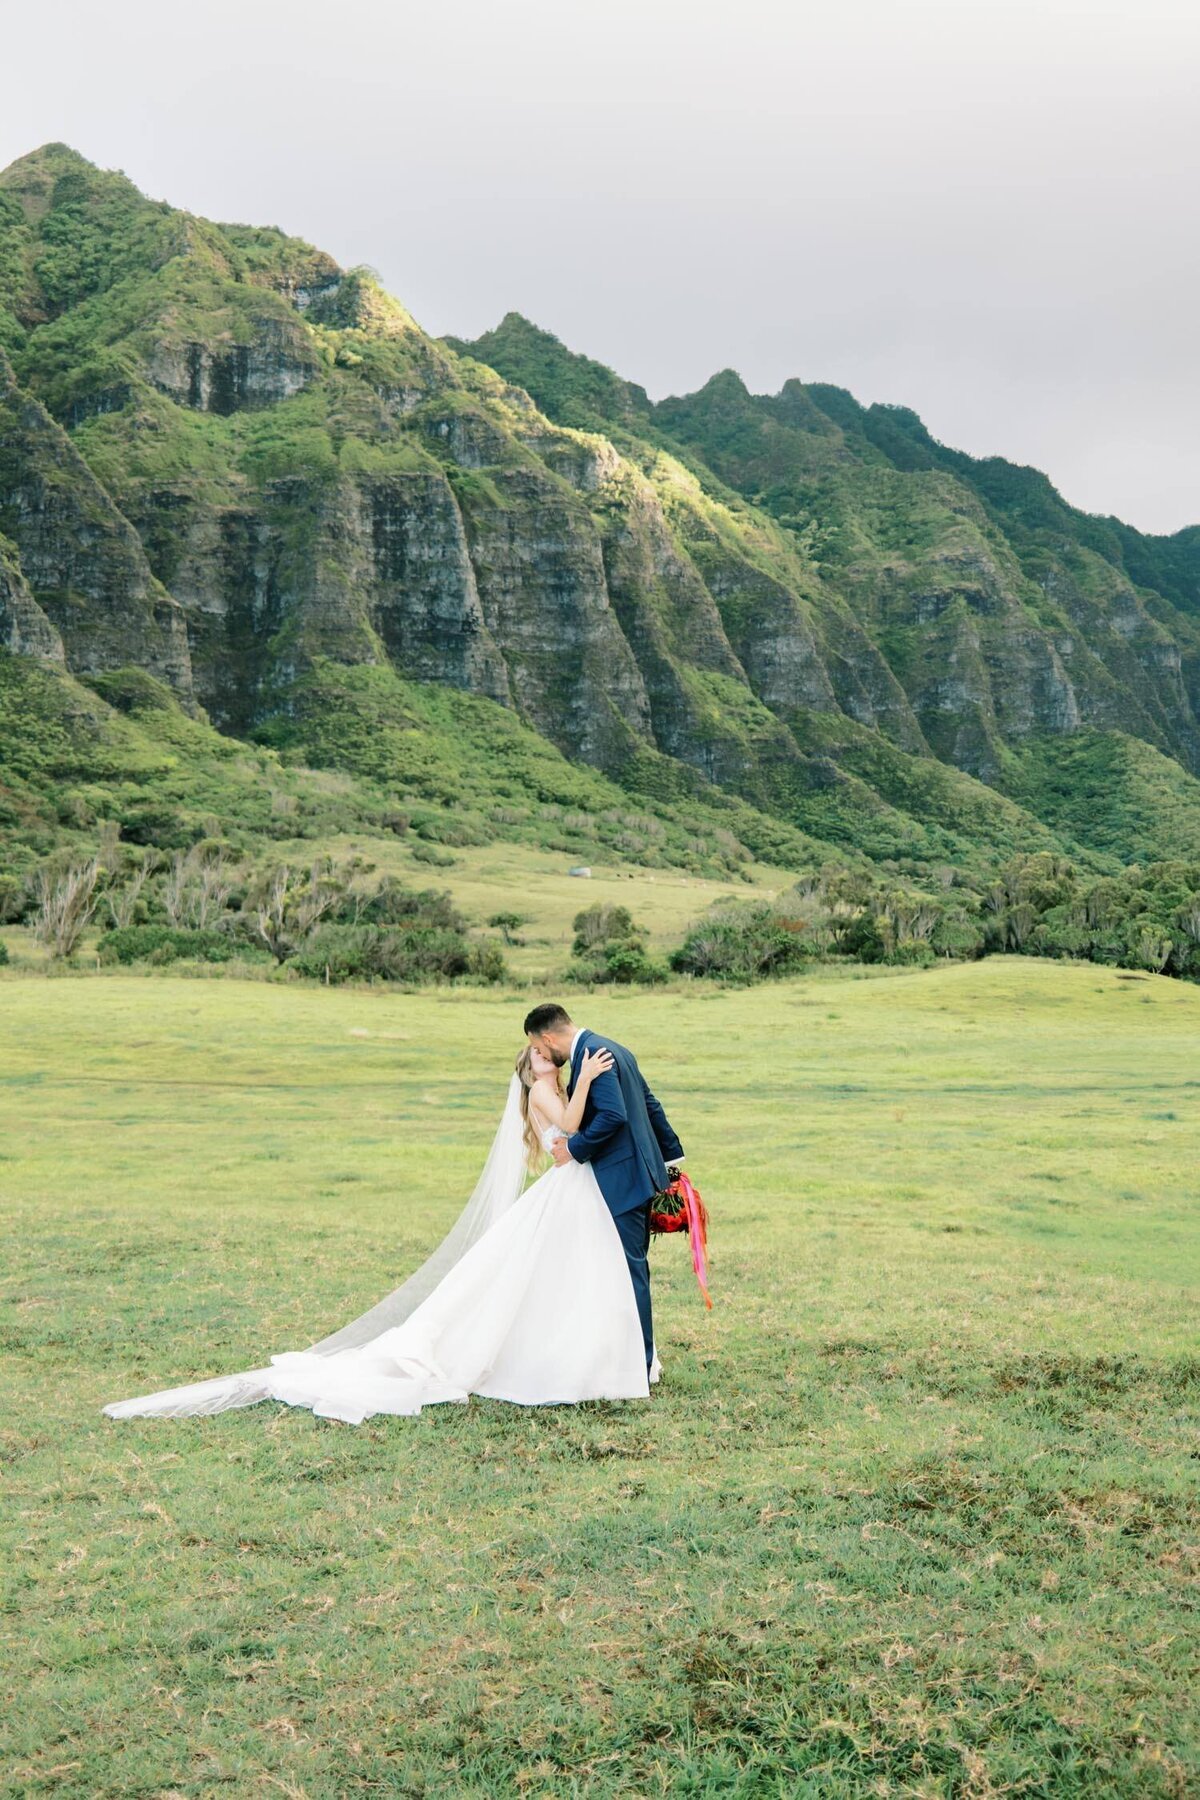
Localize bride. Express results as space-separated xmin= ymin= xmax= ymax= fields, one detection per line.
xmin=102 ymin=1042 xmax=658 ymax=1425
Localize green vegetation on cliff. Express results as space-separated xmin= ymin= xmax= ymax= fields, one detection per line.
xmin=2 ymin=141 xmax=1200 ymax=913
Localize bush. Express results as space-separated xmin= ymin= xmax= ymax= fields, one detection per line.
xmin=0 ymin=873 xmax=27 ymax=923
xmin=411 ymin=843 xmax=458 ymax=868
xmin=835 ymin=910 xmax=887 ymax=964
xmin=97 ymin=924 xmax=252 ymax=965
xmin=83 ymin=668 xmax=177 ymax=716
xmin=409 ymin=807 xmax=488 ymax=848
xmin=30 ymin=855 xmax=101 ymax=958
xmin=352 ymin=878 xmax=463 ymax=930
xmin=467 ymin=942 xmax=509 ymax=984
xmin=668 ymin=857 xmax=1200 ymax=988
xmin=0 ymin=939 xmax=9 ymax=966
xmin=115 ymin=804 xmax=193 ymax=850
xmin=568 ymin=942 xmax=668 ymax=986
xmin=930 ymin=908 xmax=986 ymax=959
xmin=571 ymin=904 xmax=643 ymax=955
xmin=671 ymin=902 xmax=814 ymax=982
xmin=566 ymin=901 xmax=663 ymax=983
xmin=286 ymin=923 xmax=504 ymax=986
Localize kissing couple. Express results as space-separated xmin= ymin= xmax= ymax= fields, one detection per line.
xmin=104 ymin=1004 xmax=686 ymax=1424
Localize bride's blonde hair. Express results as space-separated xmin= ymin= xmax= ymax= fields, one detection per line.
xmin=514 ymin=1045 xmax=549 ymax=1172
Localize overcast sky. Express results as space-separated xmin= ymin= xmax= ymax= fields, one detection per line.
xmin=4 ymin=0 xmax=1197 ymax=533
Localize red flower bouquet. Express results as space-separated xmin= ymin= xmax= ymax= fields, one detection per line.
xmin=649 ymin=1166 xmax=712 ymax=1308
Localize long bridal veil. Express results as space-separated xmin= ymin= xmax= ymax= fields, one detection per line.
xmin=307 ymin=1074 xmax=528 ymax=1352
xmin=103 ymin=1075 xmax=530 ymax=1419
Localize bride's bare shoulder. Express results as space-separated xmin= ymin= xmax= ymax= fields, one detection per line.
xmin=530 ymin=1074 xmax=565 ymax=1128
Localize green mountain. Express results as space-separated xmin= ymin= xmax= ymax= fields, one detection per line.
xmin=461 ymin=316 xmax=1200 ymax=790
xmin=3 ymin=141 xmax=1199 ymax=889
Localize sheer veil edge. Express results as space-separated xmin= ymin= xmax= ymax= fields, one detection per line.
xmin=102 ymin=1074 xmax=530 ymax=1419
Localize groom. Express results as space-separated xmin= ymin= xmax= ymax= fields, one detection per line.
xmin=523 ymin=1003 xmax=684 ymax=1378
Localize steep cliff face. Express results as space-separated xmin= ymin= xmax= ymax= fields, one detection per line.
xmin=651 ymin=463 xmax=926 ymax=753
xmin=469 ymin=318 xmax=1200 ymax=796
xmin=0 ymin=533 xmax=63 ymax=661
xmin=0 ymin=146 xmax=847 ymax=813
xmin=144 ymin=313 xmax=322 ymax=416
xmin=0 ymin=347 xmax=193 ymax=696
xmin=2 ymin=142 xmax=1199 ymax=877
xmin=646 ymin=367 xmax=1200 ymax=778
xmin=358 ymin=470 xmax=511 ymax=701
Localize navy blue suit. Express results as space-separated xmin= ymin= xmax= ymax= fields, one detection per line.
xmin=566 ymin=1029 xmax=684 ymax=1373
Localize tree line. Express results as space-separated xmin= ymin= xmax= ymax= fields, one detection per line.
xmin=0 ymin=834 xmax=505 ymax=984
xmin=5 ymin=843 xmax=1200 ymax=990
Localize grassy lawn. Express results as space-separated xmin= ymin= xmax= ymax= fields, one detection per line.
xmin=1 ymin=958 xmax=1197 ymax=1796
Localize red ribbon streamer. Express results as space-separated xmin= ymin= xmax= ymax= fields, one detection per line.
xmin=673 ymin=1170 xmax=712 ymax=1309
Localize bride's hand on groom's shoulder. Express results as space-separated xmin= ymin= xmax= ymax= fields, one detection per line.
xmin=580 ymin=1047 xmax=614 ymax=1080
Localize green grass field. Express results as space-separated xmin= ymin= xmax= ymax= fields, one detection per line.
xmin=2 ymin=959 xmax=1197 ymax=1797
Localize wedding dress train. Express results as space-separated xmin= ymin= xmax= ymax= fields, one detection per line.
xmin=103 ymin=1077 xmax=658 ymax=1425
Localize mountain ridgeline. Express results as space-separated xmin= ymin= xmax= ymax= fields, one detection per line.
xmin=2 ymin=141 xmax=1200 ymax=886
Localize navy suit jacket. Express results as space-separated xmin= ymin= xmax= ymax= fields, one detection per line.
xmin=566 ymin=1029 xmax=684 ymax=1218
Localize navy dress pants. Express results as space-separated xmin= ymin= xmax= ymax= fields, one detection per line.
xmin=610 ymin=1199 xmax=654 ymax=1374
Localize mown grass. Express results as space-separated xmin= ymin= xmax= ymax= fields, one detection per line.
xmin=1 ymin=959 xmax=1197 ymax=1797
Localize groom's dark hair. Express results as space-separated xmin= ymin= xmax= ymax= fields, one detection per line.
xmin=524 ymin=1002 xmax=573 ymax=1035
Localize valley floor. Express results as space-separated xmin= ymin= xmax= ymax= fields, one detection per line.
xmin=1 ymin=961 xmax=1197 ymax=1796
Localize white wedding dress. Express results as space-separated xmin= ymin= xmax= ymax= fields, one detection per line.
xmin=103 ymin=1076 xmax=658 ymax=1425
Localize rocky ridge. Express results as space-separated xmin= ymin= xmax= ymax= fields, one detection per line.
xmin=2 ymin=142 xmax=1199 ymax=876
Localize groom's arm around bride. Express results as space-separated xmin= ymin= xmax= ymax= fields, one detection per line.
xmin=520 ymin=1006 xmax=682 ymax=1183
xmin=562 ymin=1043 xmax=683 ymax=1175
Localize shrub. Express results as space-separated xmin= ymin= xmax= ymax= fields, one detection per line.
xmin=930 ymin=907 xmax=986 ymax=959
xmin=671 ymin=902 xmax=813 ymax=982
xmin=467 ymin=942 xmax=509 ymax=983
xmin=161 ymin=845 xmax=239 ymax=929
xmin=286 ymin=922 xmax=503 ymax=986
xmin=250 ymin=858 xmax=352 ymax=963
xmin=286 ymin=925 xmax=391 ymax=983
xmin=84 ymin=668 xmax=177 ymax=715
xmin=353 ymin=878 xmax=462 ymax=930
xmin=102 ymin=854 xmax=157 ymax=929
xmin=0 ymin=873 xmax=27 ymax=923
xmin=31 ymin=856 xmax=101 ymax=958
xmin=409 ymin=807 xmax=488 ymax=847
xmin=97 ymin=925 xmax=253 ymax=965
xmin=571 ymin=904 xmax=643 ymax=955
xmin=0 ymin=939 xmax=9 ymax=966
xmin=566 ymin=901 xmax=663 ymax=983
xmin=835 ymin=909 xmax=887 ymax=964
xmin=594 ymin=942 xmax=667 ymax=985
xmin=668 ymin=858 xmax=1200 ymax=988
xmin=116 ymin=804 xmax=192 ymax=849
xmin=568 ymin=943 xmax=668 ymax=985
